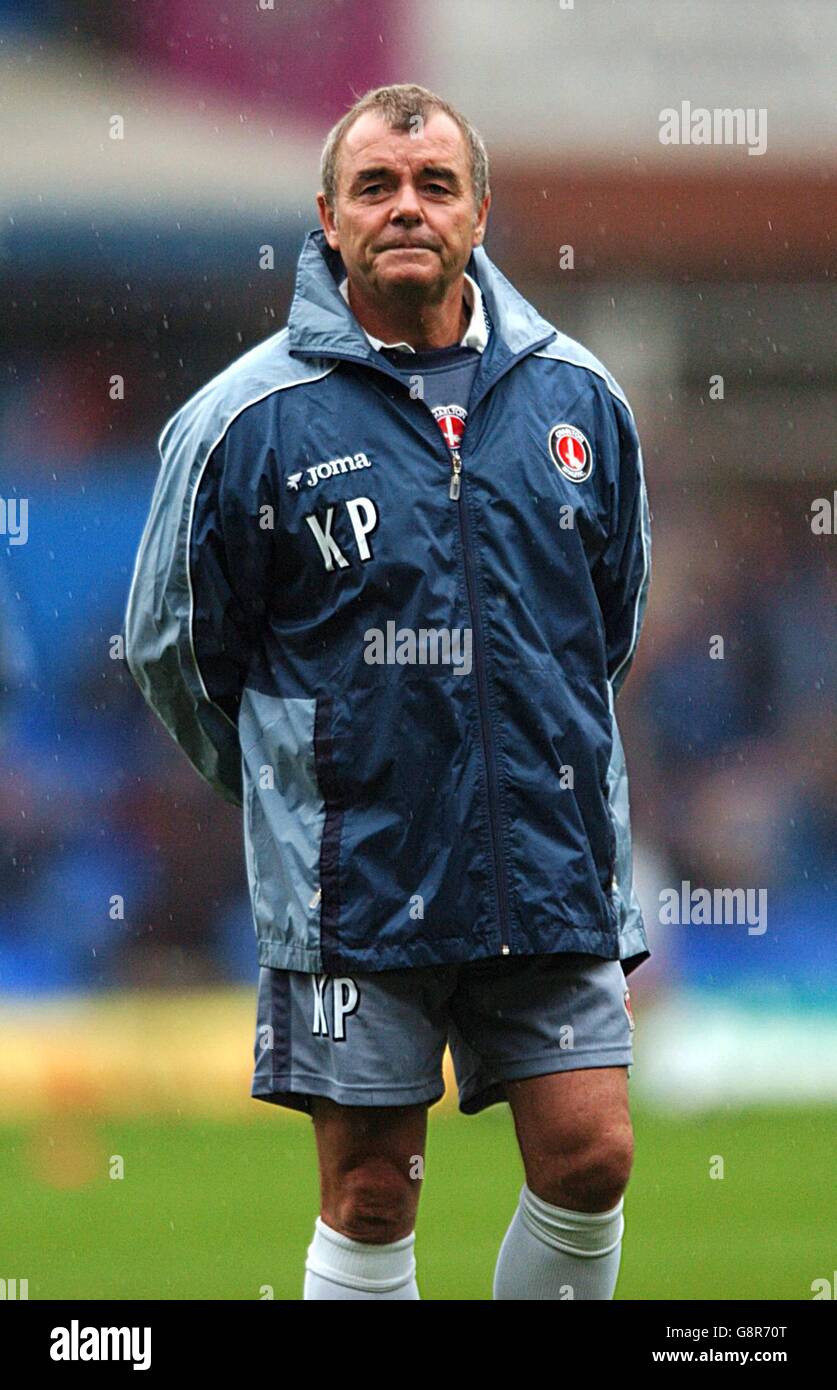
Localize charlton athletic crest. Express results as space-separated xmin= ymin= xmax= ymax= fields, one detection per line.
xmin=548 ymin=423 xmax=593 ymax=483
xmin=432 ymin=403 xmax=467 ymax=451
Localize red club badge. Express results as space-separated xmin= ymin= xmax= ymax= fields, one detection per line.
xmin=548 ymin=423 xmax=593 ymax=482
xmin=432 ymin=404 xmax=467 ymax=451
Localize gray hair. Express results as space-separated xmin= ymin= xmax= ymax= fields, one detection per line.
xmin=320 ymin=83 xmax=490 ymax=213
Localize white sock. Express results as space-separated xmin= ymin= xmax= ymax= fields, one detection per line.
xmin=493 ymin=1184 xmax=625 ymax=1300
xmin=303 ymin=1215 xmax=420 ymax=1300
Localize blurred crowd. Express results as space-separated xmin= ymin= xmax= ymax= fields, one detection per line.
xmin=621 ymin=482 xmax=835 ymax=992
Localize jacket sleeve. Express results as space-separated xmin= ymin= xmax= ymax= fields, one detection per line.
xmin=594 ymin=390 xmax=653 ymax=975
xmin=592 ymin=393 xmax=651 ymax=698
xmin=124 ymin=402 xmax=276 ymax=808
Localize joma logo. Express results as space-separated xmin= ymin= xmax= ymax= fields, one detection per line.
xmin=287 ymin=451 xmax=372 ymax=491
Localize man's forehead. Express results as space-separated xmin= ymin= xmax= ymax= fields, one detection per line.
xmin=341 ymin=110 xmax=467 ymax=172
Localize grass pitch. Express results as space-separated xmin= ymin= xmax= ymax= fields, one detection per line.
xmin=2 ymin=1102 xmax=834 ymax=1300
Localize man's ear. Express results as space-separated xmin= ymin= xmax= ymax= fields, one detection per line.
xmin=472 ymin=191 xmax=490 ymax=246
xmin=316 ymin=192 xmax=340 ymax=250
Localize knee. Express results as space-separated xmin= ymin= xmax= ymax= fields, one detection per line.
xmin=324 ymin=1158 xmax=418 ymax=1244
xmin=534 ymin=1125 xmax=634 ymax=1212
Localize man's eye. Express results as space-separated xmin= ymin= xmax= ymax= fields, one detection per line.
xmin=361 ymin=184 xmax=383 ymax=195
xmin=426 ymin=183 xmax=449 ymax=194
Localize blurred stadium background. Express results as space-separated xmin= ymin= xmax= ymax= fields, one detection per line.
xmin=1 ymin=0 xmax=834 ymax=1299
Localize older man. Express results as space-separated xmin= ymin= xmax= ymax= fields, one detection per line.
xmin=125 ymin=83 xmax=651 ymax=1301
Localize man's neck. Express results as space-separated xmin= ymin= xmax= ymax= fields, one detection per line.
xmin=345 ymin=278 xmax=469 ymax=352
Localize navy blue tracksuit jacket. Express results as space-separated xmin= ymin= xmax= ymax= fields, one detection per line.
xmin=125 ymin=228 xmax=652 ymax=975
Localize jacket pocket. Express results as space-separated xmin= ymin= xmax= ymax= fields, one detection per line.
xmin=239 ymin=687 xmax=326 ymax=961
xmin=510 ymin=663 xmax=616 ymax=924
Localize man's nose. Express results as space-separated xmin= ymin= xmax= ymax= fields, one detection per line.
xmin=391 ymin=181 xmax=423 ymax=220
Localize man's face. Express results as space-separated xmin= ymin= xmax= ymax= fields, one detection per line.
xmin=317 ymin=109 xmax=490 ymax=304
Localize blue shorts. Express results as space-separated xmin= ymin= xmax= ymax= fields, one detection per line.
xmin=251 ymin=952 xmax=634 ymax=1116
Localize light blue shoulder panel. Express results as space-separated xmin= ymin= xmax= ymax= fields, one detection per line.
xmin=124 ymin=328 xmax=335 ymax=807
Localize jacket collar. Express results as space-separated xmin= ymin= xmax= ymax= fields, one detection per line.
xmin=287 ymin=228 xmax=555 ymax=363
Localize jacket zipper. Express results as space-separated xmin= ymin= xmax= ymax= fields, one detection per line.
xmin=319 ymin=343 xmax=555 ymax=954
xmin=447 ymin=443 xmax=512 ymax=956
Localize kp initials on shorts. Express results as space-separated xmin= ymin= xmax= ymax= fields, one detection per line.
xmin=312 ymin=974 xmax=360 ymax=1040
